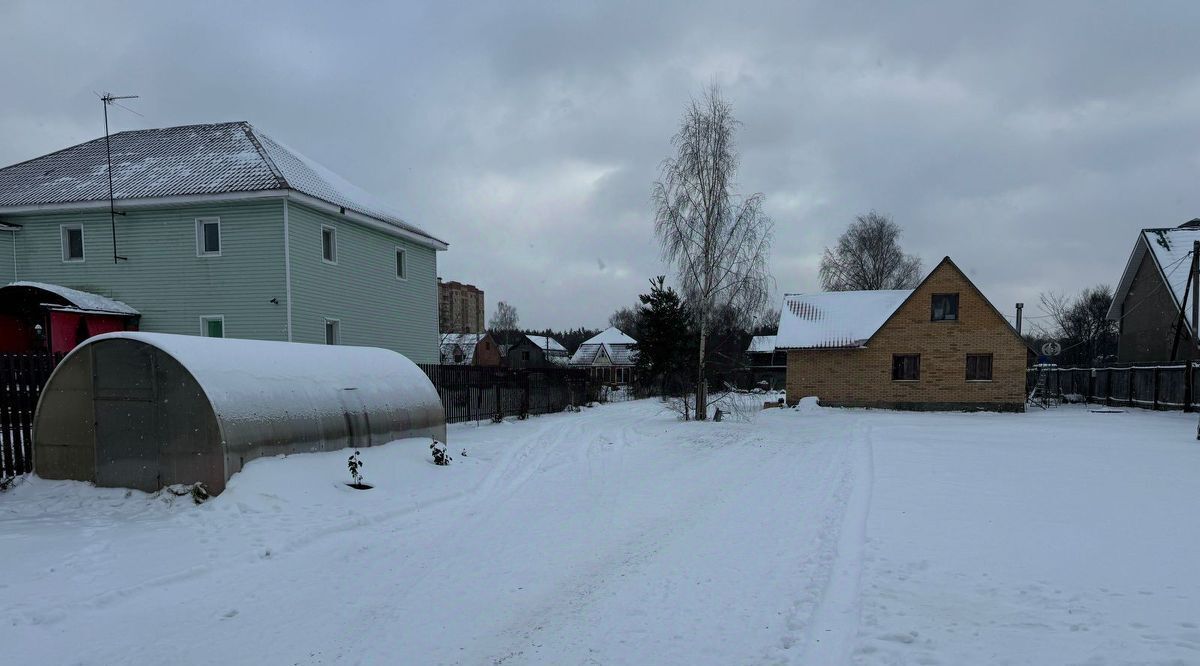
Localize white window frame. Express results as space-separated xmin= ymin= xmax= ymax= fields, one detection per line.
xmin=395 ymin=246 xmax=407 ymax=280
xmin=321 ymin=225 xmax=338 ymax=264
xmin=60 ymin=224 xmax=85 ymax=263
xmin=195 ymin=217 xmax=222 ymax=257
xmin=324 ymin=317 xmax=340 ymax=345
xmin=200 ymin=315 xmax=225 ymax=338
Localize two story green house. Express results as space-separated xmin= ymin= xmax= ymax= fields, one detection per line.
xmin=0 ymin=122 xmax=446 ymax=362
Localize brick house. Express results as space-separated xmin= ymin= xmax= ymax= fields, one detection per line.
xmin=778 ymin=257 xmax=1027 ymax=411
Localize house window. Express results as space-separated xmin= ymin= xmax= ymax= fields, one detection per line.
xmin=322 ymin=226 xmax=337 ymax=263
xmin=324 ymin=318 xmax=340 ymax=345
xmin=892 ymin=354 xmax=920 ymax=381
xmin=931 ymin=293 xmax=959 ymax=321
xmin=196 ymin=217 xmax=221 ymax=256
xmin=521 ymin=350 xmax=530 ymax=361
xmin=395 ymin=247 xmax=407 ymax=279
xmin=61 ymin=224 xmax=84 ymax=262
xmin=201 ymin=316 xmax=225 ymax=338
xmin=966 ymin=354 xmax=993 ymax=381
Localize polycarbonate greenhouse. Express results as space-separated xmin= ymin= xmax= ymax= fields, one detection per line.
xmin=33 ymin=332 xmax=446 ymax=494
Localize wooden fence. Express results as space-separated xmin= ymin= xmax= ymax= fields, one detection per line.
xmin=1027 ymin=363 xmax=1200 ymax=410
xmin=1 ymin=353 xmax=61 ymax=479
xmin=419 ymin=364 xmax=595 ymax=424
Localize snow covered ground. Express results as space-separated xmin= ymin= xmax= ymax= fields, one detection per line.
xmin=3 ymin=399 xmax=1200 ymax=664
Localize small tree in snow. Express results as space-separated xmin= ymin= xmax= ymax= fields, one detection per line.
xmin=430 ymin=439 xmax=452 ymax=466
xmin=347 ymin=450 xmax=365 ymax=486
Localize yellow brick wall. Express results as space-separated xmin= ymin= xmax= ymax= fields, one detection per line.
xmin=785 ymin=259 xmax=1027 ymax=411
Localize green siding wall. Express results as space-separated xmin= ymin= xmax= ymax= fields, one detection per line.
xmin=6 ymin=201 xmax=289 ymax=340
xmin=287 ymin=202 xmax=439 ymax=363
xmin=0 ymin=231 xmax=13 ymax=282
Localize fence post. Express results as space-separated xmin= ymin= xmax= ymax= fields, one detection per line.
xmin=1153 ymin=366 xmax=1161 ymax=411
xmin=1187 ymin=361 xmax=1194 ymax=413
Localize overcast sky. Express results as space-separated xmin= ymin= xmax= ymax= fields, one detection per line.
xmin=2 ymin=1 xmax=1198 ymax=330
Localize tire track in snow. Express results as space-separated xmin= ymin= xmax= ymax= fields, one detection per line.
xmin=793 ymin=420 xmax=875 ymax=664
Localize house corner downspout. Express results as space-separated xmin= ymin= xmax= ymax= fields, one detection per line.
xmin=283 ymin=199 xmax=294 ymax=342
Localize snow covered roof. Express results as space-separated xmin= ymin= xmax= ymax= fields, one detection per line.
xmin=1108 ymin=225 xmax=1200 ymax=323
xmin=2 ymin=281 xmax=139 ymax=316
xmin=73 ymin=332 xmax=440 ymax=426
xmin=439 ymin=333 xmax=485 ymax=365
xmin=0 ymin=122 xmax=445 ymax=248
xmin=776 ymin=290 xmax=913 ymax=349
xmin=747 ymin=335 xmax=776 ymax=354
xmin=584 ymin=327 xmax=637 ymax=346
xmin=523 ymin=335 xmax=567 ymax=354
xmin=569 ymin=327 xmax=638 ymax=366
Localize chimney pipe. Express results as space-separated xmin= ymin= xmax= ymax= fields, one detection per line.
xmin=1016 ymin=303 xmax=1024 ymax=335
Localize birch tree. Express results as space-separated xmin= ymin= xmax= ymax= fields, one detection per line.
xmin=652 ymin=85 xmax=773 ymax=420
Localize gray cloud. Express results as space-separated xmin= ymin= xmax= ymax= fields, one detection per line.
xmin=2 ymin=1 xmax=1198 ymax=329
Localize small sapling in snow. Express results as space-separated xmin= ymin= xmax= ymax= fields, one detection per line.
xmin=347 ymin=450 xmax=371 ymax=489
xmin=430 ymin=439 xmax=452 ymax=466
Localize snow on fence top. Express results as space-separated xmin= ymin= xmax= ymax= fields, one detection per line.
xmin=4 ymin=281 xmax=139 ymax=315
xmin=776 ymin=290 xmax=913 ymax=349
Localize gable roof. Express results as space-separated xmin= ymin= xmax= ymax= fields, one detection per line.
xmin=777 ymin=290 xmax=912 ymax=349
xmin=1108 ymin=226 xmax=1200 ymax=326
xmin=777 ymin=257 xmax=1026 ymax=351
xmin=0 ymin=121 xmax=446 ymax=249
xmin=569 ymin=327 xmax=638 ymax=366
xmin=522 ymin=334 xmax=567 ymax=354
xmin=439 ymin=332 xmax=488 ymax=365
xmin=746 ymin=335 xmax=777 ymax=353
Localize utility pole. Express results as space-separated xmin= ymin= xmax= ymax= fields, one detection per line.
xmin=1193 ymin=241 xmax=1199 ymax=436
xmin=100 ymin=93 xmax=138 ymax=264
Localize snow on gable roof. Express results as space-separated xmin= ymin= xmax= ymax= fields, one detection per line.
xmin=583 ymin=327 xmax=636 ymax=346
xmin=569 ymin=327 xmax=638 ymax=366
xmin=524 ymin=335 xmax=567 ymax=354
xmin=776 ymin=290 xmax=913 ymax=349
xmin=4 ymin=281 xmax=139 ymax=315
xmin=439 ymin=333 xmax=485 ymax=365
xmin=747 ymin=335 xmax=776 ymax=353
xmin=1108 ymin=225 xmax=1200 ymax=321
xmin=0 ymin=122 xmax=445 ymax=247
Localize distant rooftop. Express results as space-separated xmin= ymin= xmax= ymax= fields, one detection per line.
xmin=0 ymin=121 xmax=445 ymax=247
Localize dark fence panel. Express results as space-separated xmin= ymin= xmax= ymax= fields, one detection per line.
xmin=419 ymin=364 xmax=595 ymax=424
xmin=1 ymin=352 xmax=61 ymax=479
xmin=1027 ymin=363 xmax=1199 ymax=411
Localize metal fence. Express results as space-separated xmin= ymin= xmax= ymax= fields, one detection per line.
xmin=1027 ymin=363 xmax=1200 ymax=410
xmin=419 ymin=364 xmax=595 ymax=424
xmin=1 ymin=353 xmax=61 ymax=479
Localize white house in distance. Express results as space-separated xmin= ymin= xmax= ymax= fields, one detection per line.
xmin=569 ymin=326 xmax=638 ymax=384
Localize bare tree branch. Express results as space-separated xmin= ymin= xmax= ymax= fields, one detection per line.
xmin=652 ymin=85 xmax=773 ymax=420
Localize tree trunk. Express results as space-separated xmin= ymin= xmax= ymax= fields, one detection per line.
xmin=695 ymin=319 xmax=707 ymax=421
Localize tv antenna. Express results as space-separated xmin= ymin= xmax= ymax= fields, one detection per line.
xmin=99 ymin=92 xmax=139 ymax=263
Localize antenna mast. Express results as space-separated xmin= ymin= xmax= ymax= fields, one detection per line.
xmin=100 ymin=92 xmax=138 ymax=263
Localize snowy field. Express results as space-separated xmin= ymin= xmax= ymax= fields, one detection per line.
xmin=3 ymin=399 xmax=1200 ymax=665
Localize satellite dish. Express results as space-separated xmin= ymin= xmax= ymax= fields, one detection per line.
xmin=1041 ymin=341 xmax=1062 ymax=357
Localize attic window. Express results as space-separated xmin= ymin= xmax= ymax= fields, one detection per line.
xmin=931 ymin=293 xmax=959 ymax=321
